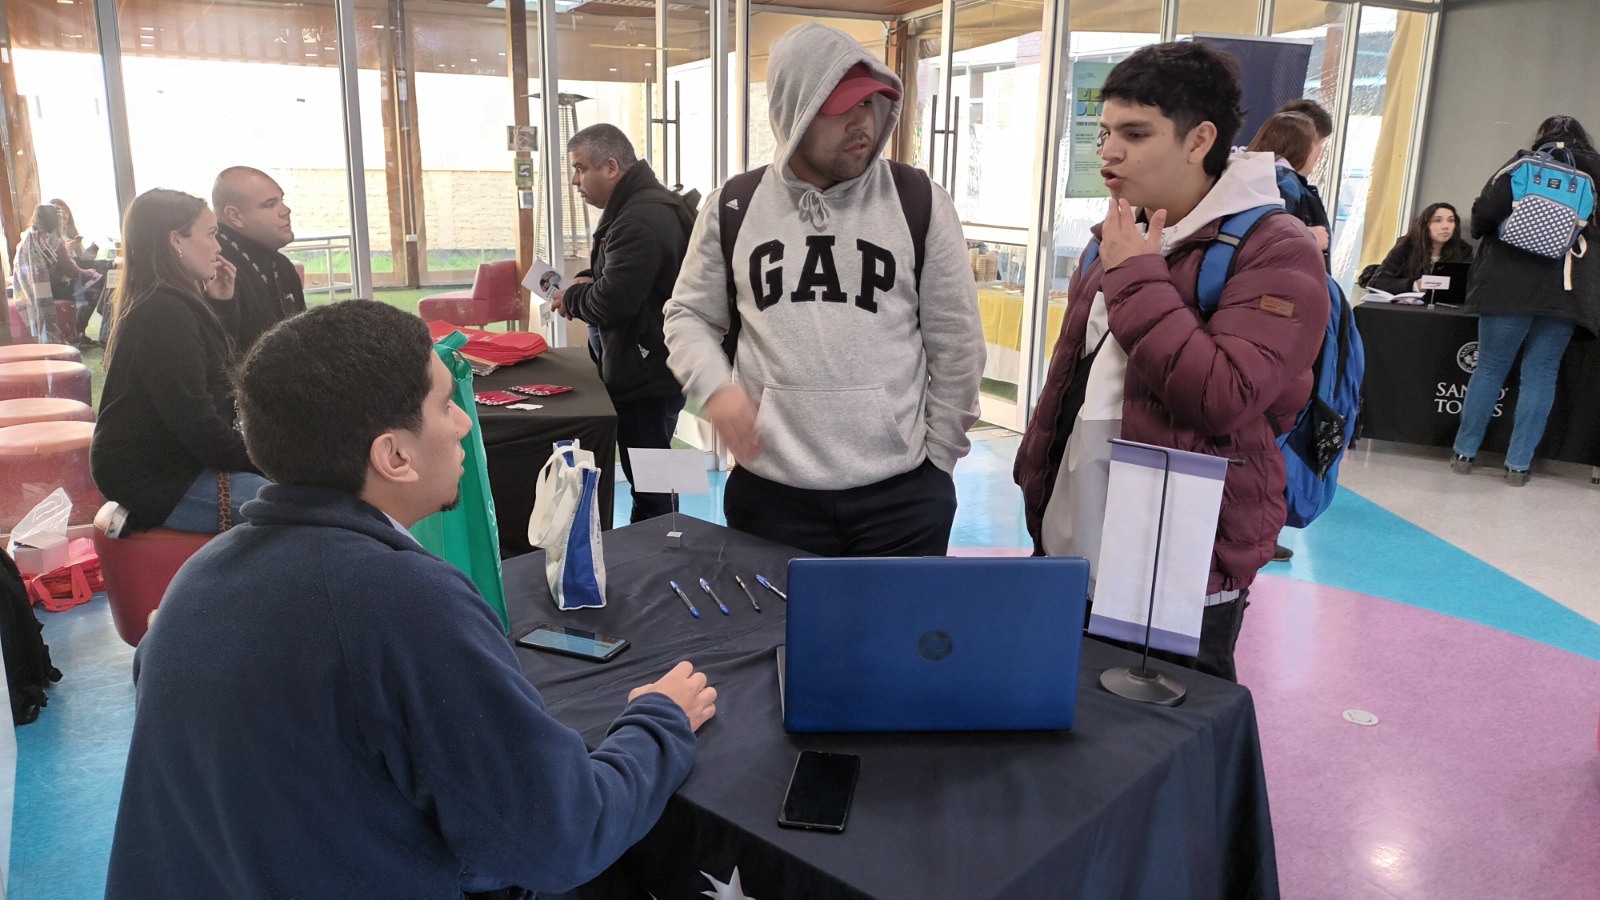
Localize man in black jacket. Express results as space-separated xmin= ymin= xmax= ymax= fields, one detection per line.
xmin=552 ymin=125 xmax=693 ymax=522
xmin=213 ymin=166 xmax=307 ymax=358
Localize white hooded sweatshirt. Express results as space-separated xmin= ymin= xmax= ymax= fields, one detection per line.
xmin=663 ymin=23 xmax=985 ymax=491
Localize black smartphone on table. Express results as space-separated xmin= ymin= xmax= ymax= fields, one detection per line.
xmin=778 ymin=750 xmax=860 ymax=833
xmin=515 ymin=624 xmax=629 ymax=662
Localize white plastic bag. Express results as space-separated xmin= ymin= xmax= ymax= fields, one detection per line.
xmin=527 ymin=441 xmax=606 ymax=610
xmin=6 ymin=488 xmax=71 ymax=557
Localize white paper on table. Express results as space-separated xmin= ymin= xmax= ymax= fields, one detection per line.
xmin=628 ymin=449 xmax=712 ymax=495
xmin=1418 ymin=274 xmax=1451 ymax=290
xmin=1088 ymin=439 xmax=1228 ymax=657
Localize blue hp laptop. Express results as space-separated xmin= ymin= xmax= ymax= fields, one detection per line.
xmin=782 ymin=556 xmax=1089 ymax=733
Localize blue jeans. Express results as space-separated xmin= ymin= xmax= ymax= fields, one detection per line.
xmin=162 ymin=470 xmax=271 ymax=534
xmin=1452 ymin=314 xmax=1576 ymax=471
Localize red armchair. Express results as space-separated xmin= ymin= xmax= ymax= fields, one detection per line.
xmin=416 ymin=260 xmax=525 ymax=330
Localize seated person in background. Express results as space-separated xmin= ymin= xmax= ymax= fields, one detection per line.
xmin=212 ymin=165 xmax=306 ymax=358
xmin=50 ymin=197 xmax=110 ymax=346
xmin=106 ymin=299 xmax=716 ymax=899
xmin=90 ymin=189 xmax=267 ymax=534
xmin=1365 ymin=202 xmax=1474 ymax=295
xmin=11 ymin=203 xmax=100 ymax=343
xmin=1246 ymin=111 xmax=1331 ymax=269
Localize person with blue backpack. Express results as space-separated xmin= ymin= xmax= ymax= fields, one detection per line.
xmin=1451 ymin=115 xmax=1600 ymax=486
xmin=1015 ymin=42 xmax=1332 ymax=683
xmin=1247 ymin=110 xmax=1332 ymax=274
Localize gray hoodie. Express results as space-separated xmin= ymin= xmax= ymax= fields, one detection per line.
xmin=663 ymin=23 xmax=985 ymax=491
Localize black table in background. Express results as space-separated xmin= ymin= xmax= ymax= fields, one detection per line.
xmin=506 ymin=517 xmax=1279 ymax=900
xmin=1354 ymin=301 xmax=1600 ymax=466
xmin=473 ymin=347 xmax=616 ymax=558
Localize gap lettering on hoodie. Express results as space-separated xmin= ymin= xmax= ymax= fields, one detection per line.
xmin=749 ymin=236 xmax=897 ymax=313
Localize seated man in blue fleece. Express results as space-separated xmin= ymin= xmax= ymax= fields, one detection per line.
xmin=105 ymin=299 xmax=717 ymax=899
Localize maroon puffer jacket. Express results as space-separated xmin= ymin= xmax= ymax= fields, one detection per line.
xmin=1015 ymin=213 xmax=1329 ymax=593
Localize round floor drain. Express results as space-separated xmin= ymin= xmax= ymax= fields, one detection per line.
xmin=1342 ymin=709 xmax=1379 ymax=726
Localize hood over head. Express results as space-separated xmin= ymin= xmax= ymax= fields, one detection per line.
xmin=766 ymin=23 xmax=902 ymax=196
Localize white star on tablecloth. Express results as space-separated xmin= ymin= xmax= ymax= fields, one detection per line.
xmin=701 ymin=865 xmax=757 ymax=900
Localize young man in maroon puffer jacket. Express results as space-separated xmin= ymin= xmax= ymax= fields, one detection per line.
xmin=1014 ymin=42 xmax=1328 ymax=682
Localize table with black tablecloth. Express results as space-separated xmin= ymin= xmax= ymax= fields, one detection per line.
xmin=1354 ymin=301 xmax=1600 ymax=466
xmin=507 ymin=516 xmax=1279 ymax=900
xmin=473 ymin=347 xmax=616 ymax=557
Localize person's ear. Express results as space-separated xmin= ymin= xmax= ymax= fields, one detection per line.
xmin=218 ymin=204 xmax=243 ymax=230
xmin=1187 ymin=121 xmax=1218 ymax=166
xmin=368 ymin=431 xmax=421 ymax=488
xmin=170 ymin=230 xmax=185 ymax=255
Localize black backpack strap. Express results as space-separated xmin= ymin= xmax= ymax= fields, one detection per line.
xmin=888 ymin=160 xmax=933 ymax=291
xmin=718 ymin=166 xmax=767 ymax=363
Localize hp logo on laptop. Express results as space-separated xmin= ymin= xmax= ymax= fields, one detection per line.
xmin=918 ymin=630 xmax=953 ymax=661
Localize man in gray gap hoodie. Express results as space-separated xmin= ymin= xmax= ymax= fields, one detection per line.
xmin=663 ymin=22 xmax=984 ymax=557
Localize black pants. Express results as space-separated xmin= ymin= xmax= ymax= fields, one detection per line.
xmin=615 ymin=393 xmax=686 ymax=523
xmin=724 ymin=459 xmax=957 ymax=557
xmin=1093 ymin=590 xmax=1251 ymax=683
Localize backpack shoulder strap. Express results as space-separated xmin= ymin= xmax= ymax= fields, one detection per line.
xmin=1080 ymin=241 xmax=1100 ymax=273
xmin=719 ymin=166 xmax=768 ymax=296
xmin=717 ymin=166 xmax=767 ymax=363
xmin=888 ymin=160 xmax=933 ymax=290
xmin=1195 ymin=205 xmax=1285 ymax=319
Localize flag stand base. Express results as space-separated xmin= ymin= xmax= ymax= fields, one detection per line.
xmin=1100 ymin=666 xmax=1186 ymax=707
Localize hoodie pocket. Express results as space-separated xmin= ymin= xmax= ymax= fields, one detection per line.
xmin=754 ymin=382 xmax=912 ymax=478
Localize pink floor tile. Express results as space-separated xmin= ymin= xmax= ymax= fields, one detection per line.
xmin=1240 ymin=574 xmax=1600 ymax=899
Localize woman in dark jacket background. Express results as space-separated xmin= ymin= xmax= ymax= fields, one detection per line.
xmin=1367 ymin=202 xmax=1475 ymax=295
xmin=91 ymin=189 xmax=267 ymax=532
xmin=1451 ymin=115 xmax=1600 ymax=485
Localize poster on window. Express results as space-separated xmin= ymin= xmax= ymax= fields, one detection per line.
xmin=1065 ymin=60 xmax=1114 ymax=199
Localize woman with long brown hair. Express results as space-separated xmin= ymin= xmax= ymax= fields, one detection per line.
xmin=90 ymin=189 xmax=267 ymax=533
xmin=1365 ymin=202 xmax=1474 ymax=295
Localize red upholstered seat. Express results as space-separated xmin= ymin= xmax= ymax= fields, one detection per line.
xmin=0 ymin=359 xmax=92 ymax=405
xmin=0 ymin=397 xmax=95 ymax=428
xmin=0 ymin=343 xmax=82 ymax=364
xmin=417 ymin=260 xmax=524 ymax=329
xmin=93 ymin=502 xmax=213 ymax=647
xmin=0 ymin=420 xmax=99 ymax=530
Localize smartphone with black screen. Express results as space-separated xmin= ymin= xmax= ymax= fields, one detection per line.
xmin=515 ymin=624 xmax=629 ymax=662
xmin=778 ymin=751 xmax=860 ymax=833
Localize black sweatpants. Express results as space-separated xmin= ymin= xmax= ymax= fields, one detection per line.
xmin=723 ymin=458 xmax=957 ymax=558
xmin=615 ymin=393 xmax=686 ymax=523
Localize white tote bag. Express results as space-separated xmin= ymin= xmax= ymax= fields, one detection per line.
xmin=527 ymin=440 xmax=607 ymax=610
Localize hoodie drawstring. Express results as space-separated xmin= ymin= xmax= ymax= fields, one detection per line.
xmin=799 ymin=189 xmax=830 ymax=229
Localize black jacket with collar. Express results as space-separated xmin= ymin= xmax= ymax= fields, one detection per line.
xmin=91 ymin=287 xmax=258 ymax=531
xmin=216 ymin=225 xmax=307 ymax=359
xmin=560 ymin=162 xmax=692 ymax=405
xmin=1465 ymin=147 xmax=1600 ymax=338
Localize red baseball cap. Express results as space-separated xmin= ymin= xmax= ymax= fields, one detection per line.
xmin=819 ymin=62 xmax=900 ymax=116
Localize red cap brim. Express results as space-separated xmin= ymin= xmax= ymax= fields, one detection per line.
xmin=820 ymin=74 xmax=900 ymax=117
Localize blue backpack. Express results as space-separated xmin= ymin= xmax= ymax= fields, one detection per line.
xmin=1078 ymin=205 xmax=1363 ymax=528
xmin=1497 ymin=142 xmax=1596 ymax=264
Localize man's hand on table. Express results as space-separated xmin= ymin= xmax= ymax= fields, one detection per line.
xmin=630 ymin=661 xmax=718 ymax=732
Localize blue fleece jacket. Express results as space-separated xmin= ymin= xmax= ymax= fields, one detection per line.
xmin=106 ymin=485 xmax=696 ymax=898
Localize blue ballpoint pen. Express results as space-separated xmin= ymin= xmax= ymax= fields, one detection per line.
xmin=669 ymin=580 xmax=699 ymax=618
xmin=755 ymin=574 xmax=788 ymax=602
xmin=698 ymin=578 xmax=731 ymax=616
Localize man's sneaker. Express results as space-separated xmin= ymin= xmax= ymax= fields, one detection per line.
xmin=1450 ymin=454 xmax=1474 ymax=475
xmin=1505 ymin=468 xmax=1530 ymax=487
xmin=1272 ymin=544 xmax=1293 ymax=562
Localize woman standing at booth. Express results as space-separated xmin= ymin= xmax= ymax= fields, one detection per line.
xmin=91 ymin=189 xmax=267 ymax=532
xmin=1451 ymin=116 xmax=1600 ymax=485
xmin=1365 ymin=202 xmax=1474 ymax=295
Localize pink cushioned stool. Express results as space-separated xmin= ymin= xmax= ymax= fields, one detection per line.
xmin=0 ymin=420 xmax=100 ymax=531
xmin=0 ymin=397 xmax=94 ymax=429
xmin=93 ymin=502 xmax=214 ymax=647
xmin=0 ymin=359 xmax=92 ymax=404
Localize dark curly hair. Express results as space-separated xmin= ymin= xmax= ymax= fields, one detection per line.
xmin=1532 ymin=115 xmax=1594 ymax=153
xmin=1101 ymin=42 xmax=1245 ymax=179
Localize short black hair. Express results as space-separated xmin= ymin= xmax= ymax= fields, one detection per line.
xmin=1101 ymin=42 xmax=1244 ymax=179
xmin=1277 ymin=99 xmax=1333 ymax=139
xmin=235 ymin=300 xmax=434 ymax=495
xmin=568 ymin=123 xmax=638 ymax=169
